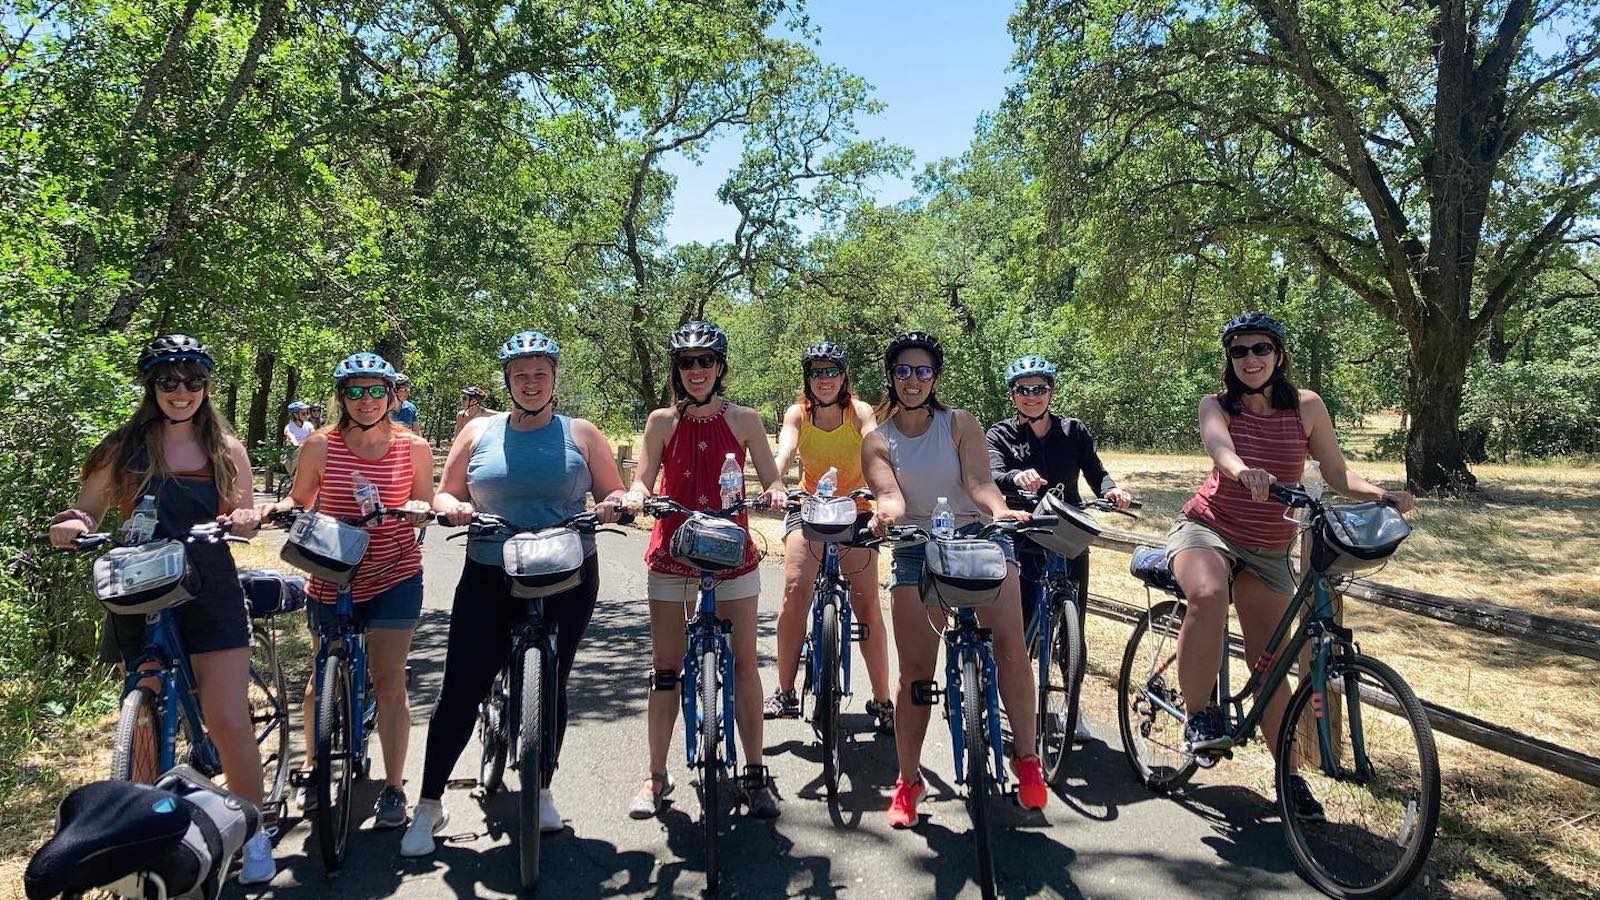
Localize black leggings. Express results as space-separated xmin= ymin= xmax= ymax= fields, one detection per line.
xmin=1020 ymin=545 xmax=1090 ymax=639
xmin=419 ymin=554 xmax=600 ymax=800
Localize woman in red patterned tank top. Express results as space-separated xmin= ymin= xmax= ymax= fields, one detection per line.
xmin=1169 ymin=314 xmax=1414 ymax=804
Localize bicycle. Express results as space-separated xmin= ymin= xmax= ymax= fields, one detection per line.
xmin=452 ymin=508 xmax=630 ymax=891
xmin=1117 ymin=484 xmax=1439 ymax=899
xmin=785 ymin=487 xmax=874 ymax=797
xmin=238 ymin=568 xmax=305 ymax=832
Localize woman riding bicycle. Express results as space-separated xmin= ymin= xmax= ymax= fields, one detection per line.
xmin=765 ymin=341 xmax=895 ymax=733
xmin=1169 ymin=312 xmax=1414 ymax=816
xmin=624 ymin=320 xmax=787 ymax=821
xmin=258 ymin=352 xmax=434 ymax=831
xmin=47 ymin=335 xmax=275 ymax=884
xmin=986 ymin=354 xmax=1132 ymax=741
xmin=401 ymin=331 xmax=629 ymax=856
xmin=860 ymin=332 xmax=1050 ymax=827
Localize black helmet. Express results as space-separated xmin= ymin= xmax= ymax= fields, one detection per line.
xmin=1221 ymin=312 xmax=1288 ymax=347
xmin=462 ymin=385 xmax=487 ymax=399
xmin=802 ymin=341 xmax=848 ymax=368
xmin=884 ymin=331 xmax=943 ymax=372
xmin=138 ymin=334 xmax=215 ymax=374
xmin=669 ymin=320 xmax=728 ymax=356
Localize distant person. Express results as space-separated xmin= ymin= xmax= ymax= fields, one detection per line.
xmin=391 ymin=374 xmax=419 ymax=428
xmin=307 ymin=402 xmax=325 ymax=430
xmin=454 ymin=386 xmax=493 ymax=438
xmin=283 ymin=401 xmax=314 ymax=478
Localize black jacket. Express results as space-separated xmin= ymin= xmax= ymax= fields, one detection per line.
xmin=986 ymin=413 xmax=1117 ymax=511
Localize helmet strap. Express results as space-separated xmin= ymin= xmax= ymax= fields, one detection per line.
xmin=1017 ymin=409 xmax=1049 ymax=425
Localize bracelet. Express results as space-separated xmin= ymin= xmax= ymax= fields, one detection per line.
xmin=50 ymin=508 xmax=98 ymax=531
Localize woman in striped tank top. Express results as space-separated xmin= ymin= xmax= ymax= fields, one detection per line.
xmin=262 ymin=352 xmax=436 ymax=828
xmin=1169 ymin=313 xmax=1414 ymax=812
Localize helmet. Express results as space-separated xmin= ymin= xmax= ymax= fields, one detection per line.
xmin=332 ymin=352 xmax=396 ymax=384
xmin=1005 ymin=355 xmax=1057 ymax=386
xmin=884 ymin=331 xmax=944 ymax=372
xmin=286 ymin=401 xmax=310 ymax=412
xmin=308 ymin=402 xmax=324 ymax=411
xmin=669 ymin=321 xmax=728 ymax=356
xmin=1221 ymin=312 xmax=1288 ymax=347
xmin=138 ymin=334 xmax=215 ymax=373
xmin=462 ymin=385 xmax=487 ymax=399
xmin=802 ymin=341 xmax=848 ymax=368
xmin=499 ymin=331 xmax=561 ymax=364
xmin=393 ymin=373 xmax=411 ymax=388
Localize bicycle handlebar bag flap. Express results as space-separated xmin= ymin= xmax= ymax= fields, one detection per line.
xmin=92 ymin=539 xmax=198 ymax=615
xmin=24 ymin=778 xmax=192 ymax=900
xmin=149 ymin=764 xmax=260 ymax=900
xmin=1028 ymin=492 xmax=1102 ymax=559
xmin=238 ymin=568 xmax=308 ymax=618
xmin=921 ymin=537 xmax=1008 ymax=609
xmin=801 ymin=497 xmax=858 ymax=543
xmin=280 ymin=511 xmax=369 ymax=584
xmin=670 ymin=515 xmax=748 ymax=572
xmin=503 ymin=528 xmax=585 ymax=598
xmin=1312 ymin=501 xmax=1412 ymax=576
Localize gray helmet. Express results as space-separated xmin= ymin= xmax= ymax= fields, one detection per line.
xmin=499 ymin=330 xmax=561 ymax=364
xmin=1005 ymin=355 xmax=1057 ymax=386
xmin=393 ymin=373 xmax=411 ymax=388
xmin=138 ymin=334 xmax=215 ymax=373
xmin=669 ymin=321 xmax=728 ymax=356
xmin=286 ymin=401 xmax=310 ymax=412
xmin=1221 ymin=312 xmax=1288 ymax=347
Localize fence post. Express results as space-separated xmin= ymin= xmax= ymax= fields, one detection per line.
xmin=616 ymin=443 xmax=632 ymax=485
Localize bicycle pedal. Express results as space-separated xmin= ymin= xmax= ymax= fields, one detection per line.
xmin=288 ymin=769 xmax=312 ymax=787
xmin=910 ymin=680 xmax=943 ymax=706
xmin=850 ymin=622 xmax=870 ymax=642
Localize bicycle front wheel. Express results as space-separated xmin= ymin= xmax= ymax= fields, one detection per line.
xmin=478 ymin=667 xmax=508 ymax=794
xmin=962 ymin=654 xmax=996 ymax=900
xmin=110 ymin=687 xmax=161 ymax=784
xmin=1117 ymin=599 xmax=1199 ymax=792
xmin=517 ymin=645 xmax=546 ymax=891
xmin=817 ymin=600 xmax=841 ymax=796
xmin=248 ymin=623 xmax=291 ymax=820
xmin=699 ymin=647 xmax=723 ymax=893
xmin=1277 ymin=653 xmax=1440 ymax=900
xmin=315 ymin=654 xmax=355 ymax=871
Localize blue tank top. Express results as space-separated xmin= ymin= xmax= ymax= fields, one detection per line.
xmin=466 ymin=414 xmax=593 ymax=564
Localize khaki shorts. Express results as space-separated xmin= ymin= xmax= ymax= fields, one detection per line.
xmin=1165 ymin=514 xmax=1297 ymax=595
xmin=647 ymin=568 xmax=761 ymax=604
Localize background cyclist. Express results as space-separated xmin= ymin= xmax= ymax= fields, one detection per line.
xmin=284 ymin=400 xmax=313 ymax=479
xmin=391 ymin=374 xmax=419 ymax=429
xmin=455 ymin=385 xmax=493 ymax=438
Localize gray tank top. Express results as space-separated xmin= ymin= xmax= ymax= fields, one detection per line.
xmin=877 ymin=408 xmax=985 ymax=529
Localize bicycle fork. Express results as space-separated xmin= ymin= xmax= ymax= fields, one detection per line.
xmin=945 ymin=626 xmax=1007 ymax=788
xmin=681 ymin=623 xmax=737 ymax=770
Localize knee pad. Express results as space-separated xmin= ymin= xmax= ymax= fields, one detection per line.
xmin=649 ymin=669 xmax=678 ymax=692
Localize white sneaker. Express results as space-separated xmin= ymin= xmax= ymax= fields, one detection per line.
xmin=238 ymin=832 xmax=276 ymax=885
xmin=539 ymin=788 xmax=563 ymax=833
xmin=1074 ymin=717 xmax=1093 ymax=743
xmin=400 ymin=802 xmax=449 ymax=858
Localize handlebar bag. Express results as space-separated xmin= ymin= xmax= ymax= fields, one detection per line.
xmin=801 ymin=497 xmax=858 ymax=543
xmin=670 ymin=515 xmax=748 ymax=572
xmin=238 ymin=568 xmax=308 ymax=618
xmin=503 ymin=528 xmax=585 ymax=598
xmin=1027 ymin=491 xmax=1102 ymax=559
xmin=921 ymin=537 xmax=1008 ymax=609
xmin=1312 ymin=501 xmax=1411 ymax=576
xmin=92 ymin=539 xmax=197 ymax=615
xmin=280 ymin=511 xmax=369 ymax=584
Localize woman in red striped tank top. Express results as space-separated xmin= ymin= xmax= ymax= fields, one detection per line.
xmin=261 ymin=352 xmax=435 ymax=828
xmin=1169 ymin=313 xmax=1414 ymax=812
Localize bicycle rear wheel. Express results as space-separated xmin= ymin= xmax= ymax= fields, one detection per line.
xmin=315 ymin=654 xmax=354 ymax=871
xmin=478 ymin=666 xmax=509 ymax=794
xmin=817 ymin=600 xmax=841 ymax=797
xmin=962 ymin=654 xmax=996 ymax=900
xmin=1277 ymin=653 xmax=1440 ymax=899
xmin=699 ymin=647 xmax=723 ymax=893
xmin=110 ymin=687 xmax=161 ymax=784
xmin=247 ymin=623 xmax=291 ymax=822
xmin=1039 ymin=595 xmax=1085 ymax=786
xmin=517 ymin=645 xmax=546 ymax=891
xmin=1116 ymin=599 xmax=1199 ymax=792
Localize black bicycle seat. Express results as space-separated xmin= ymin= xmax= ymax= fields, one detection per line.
xmin=25 ymin=779 xmax=194 ymax=899
xmin=1130 ymin=546 xmax=1185 ymax=598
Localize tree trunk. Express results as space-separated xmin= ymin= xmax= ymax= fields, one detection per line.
xmin=1404 ymin=323 xmax=1477 ymax=492
xmin=225 ymin=373 xmax=239 ymax=425
xmin=246 ymin=349 xmax=275 ymax=454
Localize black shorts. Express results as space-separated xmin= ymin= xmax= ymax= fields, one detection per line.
xmin=101 ymin=544 xmax=251 ymax=664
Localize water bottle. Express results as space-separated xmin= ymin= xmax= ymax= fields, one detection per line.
xmin=123 ymin=495 xmax=158 ymax=545
xmin=816 ymin=466 xmax=838 ymax=499
xmin=352 ymin=470 xmax=380 ymax=516
xmin=1301 ymin=459 xmax=1326 ymax=502
xmin=718 ymin=453 xmax=744 ymax=509
xmin=932 ymin=496 xmax=954 ymax=539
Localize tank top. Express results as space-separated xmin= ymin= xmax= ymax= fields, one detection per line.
xmin=466 ymin=414 xmax=593 ymax=565
xmin=876 ymin=409 xmax=984 ymax=530
xmin=306 ymin=428 xmax=423 ymax=603
xmin=121 ymin=455 xmax=243 ymax=607
xmin=798 ymin=407 xmax=868 ymax=511
xmin=644 ymin=403 xmax=761 ymax=579
xmin=1182 ymin=406 xmax=1308 ymax=550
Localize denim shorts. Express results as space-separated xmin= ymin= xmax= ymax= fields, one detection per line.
xmin=888 ymin=522 xmax=1017 ymax=590
xmin=306 ymin=573 xmax=424 ymax=632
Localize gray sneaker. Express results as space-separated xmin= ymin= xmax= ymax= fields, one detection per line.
xmin=740 ymin=765 xmax=780 ymax=820
xmin=628 ymin=772 xmax=674 ymax=820
xmin=373 ymin=785 xmax=408 ymax=830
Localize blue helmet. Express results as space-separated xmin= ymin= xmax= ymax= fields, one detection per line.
xmin=499 ymin=331 xmax=561 ymax=364
xmin=333 ymin=352 xmax=396 ymax=384
xmin=1005 ymin=355 xmax=1057 ymax=386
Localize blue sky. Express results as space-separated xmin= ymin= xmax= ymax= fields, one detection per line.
xmin=658 ymin=1 xmax=1018 ymax=246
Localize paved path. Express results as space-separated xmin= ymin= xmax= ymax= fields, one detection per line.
xmin=232 ymin=524 xmax=1327 ymax=899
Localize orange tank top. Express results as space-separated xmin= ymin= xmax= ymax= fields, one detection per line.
xmin=797 ymin=407 xmax=868 ymax=510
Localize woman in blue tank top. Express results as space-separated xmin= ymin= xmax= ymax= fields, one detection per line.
xmin=401 ymin=331 xmax=628 ymax=857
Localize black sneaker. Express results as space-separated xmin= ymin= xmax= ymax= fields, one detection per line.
xmin=763 ymin=688 xmax=799 ymax=720
xmin=1284 ymin=773 xmax=1326 ymax=822
xmin=866 ymin=698 xmax=895 ymax=734
xmin=739 ymin=765 xmax=780 ymax=819
xmin=1181 ymin=705 xmax=1231 ymax=755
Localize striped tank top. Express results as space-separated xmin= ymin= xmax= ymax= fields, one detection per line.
xmin=306 ymin=428 xmax=423 ymax=603
xmin=1182 ymin=406 xmax=1307 ymax=550
xmin=798 ymin=407 xmax=868 ymax=511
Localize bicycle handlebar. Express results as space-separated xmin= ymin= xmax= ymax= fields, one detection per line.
xmin=35 ymin=520 xmax=245 ymax=553
xmin=782 ymin=487 xmax=874 ymax=510
xmin=441 ymin=508 xmax=637 ymax=540
xmin=639 ymin=495 xmax=767 ymax=520
xmin=1015 ymin=489 xmax=1142 ymax=518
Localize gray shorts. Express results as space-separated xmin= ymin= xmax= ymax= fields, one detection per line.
xmin=1165 ymin=514 xmax=1297 ymax=595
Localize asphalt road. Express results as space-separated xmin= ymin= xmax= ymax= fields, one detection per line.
xmin=232 ymin=524 xmax=1325 ymax=900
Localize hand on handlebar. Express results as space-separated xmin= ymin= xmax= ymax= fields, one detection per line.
xmin=438 ymin=500 xmax=475 ymax=527
xmin=47 ymin=517 xmax=91 ymax=549
xmin=993 ymin=509 xmax=1032 ymax=525
xmin=593 ymin=499 xmax=623 ymax=525
xmin=1237 ymin=467 xmax=1276 ymax=502
xmin=223 ymin=507 xmax=261 ymax=539
xmin=1105 ymin=487 xmax=1134 ymax=511
xmin=869 ymin=509 xmax=896 ymax=538
xmin=1380 ymin=489 xmax=1416 ymax=514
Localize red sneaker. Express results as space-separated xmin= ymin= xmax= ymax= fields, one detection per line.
xmin=1013 ymin=754 xmax=1048 ymax=810
xmin=886 ymin=777 xmax=924 ymax=828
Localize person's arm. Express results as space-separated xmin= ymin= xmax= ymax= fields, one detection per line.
xmin=852 ymin=399 xmax=879 ymax=438
xmin=433 ymin=416 xmax=489 ymax=523
xmin=1073 ymin=420 xmax=1131 ymax=508
xmin=573 ymin=418 xmax=628 ymax=523
xmin=260 ymin=432 xmax=327 ymax=517
xmin=773 ymin=404 xmax=803 ymax=477
xmin=860 ymin=431 xmax=903 ymax=534
xmin=986 ymin=421 xmax=1030 ymax=492
xmin=1301 ymin=392 xmax=1415 ymax=512
xmin=220 ymin=437 xmax=261 ymax=536
xmin=1198 ymin=394 xmax=1277 ymax=501
xmin=734 ymin=406 xmax=786 ymax=508
xmin=956 ymin=410 xmax=1025 ymax=521
xmin=453 ymin=409 xmax=469 ymax=439
xmin=397 ymin=432 xmax=436 ymax=521
xmin=627 ymin=408 xmax=674 ymax=502
xmin=48 ymin=461 xmax=120 ymax=547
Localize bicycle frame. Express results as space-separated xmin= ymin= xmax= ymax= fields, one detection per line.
xmin=1023 ymin=548 xmax=1074 ymax=656
xmin=943 ymin=608 xmax=1005 ymax=788
xmin=681 ymin=570 xmax=737 ymax=770
xmin=807 ymin=541 xmax=854 ymax=699
xmin=313 ymin=584 xmax=374 ymax=766
xmin=126 ymin=610 xmax=216 ymax=774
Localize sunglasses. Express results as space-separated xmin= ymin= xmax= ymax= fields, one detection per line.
xmin=892 ymin=364 xmax=937 ymax=383
xmin=343 ymin=384 xmax=390 ymax=401
xmin=1011 ymin=383 xmax=1052 ymax=397
xmin=154 ymin=375 xmax=208 ymax=393
xmin=806 ymin=366 xmax=843 ymax=380
xmin=675 ymin=353 xmax=720 ymax=371
xmin=1227 ymin=340 xmax=1278 ymax=360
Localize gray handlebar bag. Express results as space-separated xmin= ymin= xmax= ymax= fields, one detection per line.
xmin=920 ymin=537 xmax=1009 ymax=609
xmin=92 ymin=540 xmax=198 ymax=615
xmin=503 ymin=528 xmax=586 ymax=598
xmin=280 ymin=511 xmax=369 ymax=584
xmin=669 ymin=516 xmax=748 ymax=572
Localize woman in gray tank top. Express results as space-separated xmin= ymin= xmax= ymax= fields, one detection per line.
xmin=861 ymin=332 xmax=1053 ymax=826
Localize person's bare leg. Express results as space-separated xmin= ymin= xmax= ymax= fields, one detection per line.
xmin=978 ymin=572 xmax=1036 ymax=753
xmin=775 ymin=532 xmax=822 ymax=695
xmin=1171 ymin=547 xmax=1235 ymax=713
xmin=1231 ymin=570 xmax=1294 ymax=762
xmin=844 ymin=546 xmax=892 ymax=702
xmin=717 ymin=595 xmax=765 ymax=764
xmin=890 ymin=587 xmax=943 ymax=781
xmin=645 ymin=600 xmax=689 ymax=778
xmin=191 ymin=648 xmax=265 ymax=806
xmin=366 ymin=626 xmax=415 ymax=788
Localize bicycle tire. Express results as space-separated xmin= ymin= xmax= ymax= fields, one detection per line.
xmin=1277 ymin=653 xmax=1440 ymax=900
xmin=110 ymin=687 xmax=161 ymax=784
xmin=315 ymin=655 xmax=354 ymax=871
xmin=700 ymin=647 xmax=723 ymax=893
xmin=248 ymin=623 xmax=291 ymax=816
xmin=1116 ymin=599 xmax=1199 ymax=792
xmin=962 ymin=653 xmax=997 ymax=900
xmin=517 ymin=644 xmax=545 ymax=890
xmin=818 ymin=599 xmax=841 ymax=797
xmin=478 ymin=667 xmax=508 ymax=794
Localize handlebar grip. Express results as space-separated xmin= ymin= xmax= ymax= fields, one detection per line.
xmin=1027 ymin=515 xmax=1060 ymax=527
xmin=1126 ymin=499 xmax=1143 ymax=510
xmin=1268 ymin=483 xmax=1295 ymax=505
xmin=615 ymin=512 xmax=637 ymax=527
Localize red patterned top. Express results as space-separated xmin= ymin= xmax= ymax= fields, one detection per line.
xmin=306 ymin=429 xmax=423 ymax=602
xmin=645 ymin=404 xmax=761 ymax=579
xmin=1181 ymin=407 xmax=1307 ymax=551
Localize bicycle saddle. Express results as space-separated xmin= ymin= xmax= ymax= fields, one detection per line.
xmin=24 ymin=779 xmax=195 ymax=899
xmin=1130 ymin=546 xmax=1185 ymax=598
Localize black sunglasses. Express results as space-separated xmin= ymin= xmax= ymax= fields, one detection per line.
xmin=1011 ymin=383 xmax=1051 ymax=397
xmin=806 ymin=366 xmax=843 ymax=380
xmin=154 ymin=375 xmax=208 ymax=393
xmin=343 ymin=384 xmax=389 ymax=401
xmin=1227 ymin=340 xmax=1278 ymax=360
xmin=675 ymin=353 xmax=720 ymax=371
xmin=892 ymin=363 xmax=936 ymax=383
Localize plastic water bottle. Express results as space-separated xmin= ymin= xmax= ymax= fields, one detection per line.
xmin=718 ymin=453 xmax=744 ymax=509
xmin=352 ymin=470 xmax=380 ymax=516
xmin=932 ymin=496 xmax=954 ymax=539
xmin=123 ymin=495 xmax=158 ymax=544
xmin=1301 ymin=459 xmax=1326 ymax=502
xmin=816 ymin=466 xmax=838 ymax=499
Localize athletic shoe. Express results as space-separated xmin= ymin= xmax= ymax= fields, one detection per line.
xmin=1181 ymin=704 xmax=1232 ymax=755
xmin=1012 ymin=754 xmax=1049 ymax=810
xmin=237 ymin=832 xmax=276 ymax=885
xmin=399 ymin=802 xmax=448 ymax=857
xmin=373 ymin=785 xmax=408 ymax=829
xmin=866 ymin=698 xmax=895 ymax=734
xmin=886 ymin=776 xmax=924 ymax=828
xmin=740 ymin=765 xmax=780 ymax=819
xmin=1285 ymin=773 xmax=1327 ymax=821
xmin=763 ymin=688 xmax=799 ymax=719
xmin=628 ymin=772 xmax=674 ymax=820
xmin=539 ymin=788 xmax=563 ymax=833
